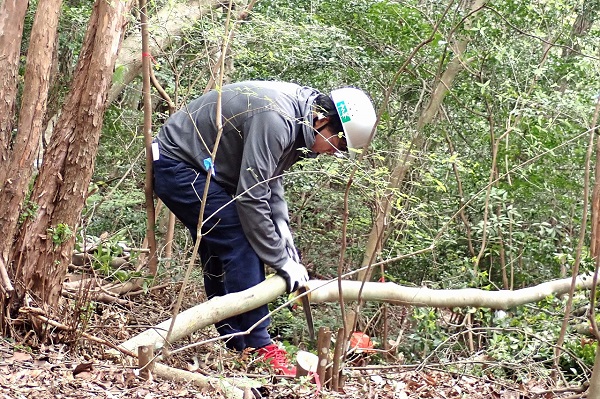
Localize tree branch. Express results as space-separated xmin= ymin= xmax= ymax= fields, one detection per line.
xmin=306 ymin=275 xmax=598 ymax=309
xmin=118 ymin=273 xmax=600 ymax=355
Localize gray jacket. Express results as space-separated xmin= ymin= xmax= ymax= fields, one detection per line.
xmin=156 ymin=81 xmax=320 ymax=269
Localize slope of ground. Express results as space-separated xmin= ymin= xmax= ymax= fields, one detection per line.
xmin=0 ymin=282 xmax=586 ymax=398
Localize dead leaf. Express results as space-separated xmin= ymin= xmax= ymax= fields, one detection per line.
xmin=33 ymin=358 xmax=49 ymax=368
xmin=124 ymin=369 xmax=138 ymax=387
xmin=73 ymin=362 xmax=93 ymax=376
xmin=500 ymin=390 xmax=520 ymax=399
xmin=29 ymin=369 xmax=44 ymax=378
xmin=74 ymin=371 xmax=93 ymax=380
xmin=422 ymin=373 xmax=437 ymax=386
xmin=9 ymin=351 xmax=32 ymax=363
xmin=186 ymin=356 xmax=200 ymax=372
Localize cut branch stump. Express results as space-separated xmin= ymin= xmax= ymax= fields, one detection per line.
xmin=138 ymin=345 xmax=155 ymax=380
xmin=316 ymin=326 xmax=331 ymax=386
xmin=330 ymin=327 xmax=345 ymax=391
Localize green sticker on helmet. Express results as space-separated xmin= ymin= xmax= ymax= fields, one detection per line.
xmin=336 ymin=100 xmax=351 ymax=123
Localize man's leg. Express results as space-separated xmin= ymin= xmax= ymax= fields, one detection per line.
xmin=200 ymin=245 xmax=247 ymax=351
xmin=198 ymin=177 xmax=271 ymax=350
xmin=153 ymin=154 xmax=271 ymax=350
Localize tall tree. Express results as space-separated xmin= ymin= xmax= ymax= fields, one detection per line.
xmin=0 ymin=0 xmax=61 ymax=303
xmin=0 ymin=0 xmax=62 ymax=258
xmin=0 ymin=0 xmax=28 ymax=170
xmin=5 ymin=0 xmax=133 ymax=321
xmin=0 ymin=0 xmax=224 ymax=326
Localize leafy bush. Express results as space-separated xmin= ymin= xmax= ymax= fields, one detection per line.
xmin=400 ymin=292 xmax=595 ymax=383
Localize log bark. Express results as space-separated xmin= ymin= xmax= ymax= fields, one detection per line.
xmin=305 ymin=275 xmax=597 ymax=309
xmin=153 ymin=362 xmax=258 ymax=399
xmin=116 ymin=273 xmax=598 ymax=394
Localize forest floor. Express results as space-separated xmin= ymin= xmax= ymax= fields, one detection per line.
xmin=0 ymin=281 xmax=585 ymax=398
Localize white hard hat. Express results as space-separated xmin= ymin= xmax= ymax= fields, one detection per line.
xmin=330 ymin=87 xmax=377 ymax=150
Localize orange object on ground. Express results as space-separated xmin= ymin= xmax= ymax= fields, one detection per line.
xmin=349 ymin=331 xmax=375 ymax=353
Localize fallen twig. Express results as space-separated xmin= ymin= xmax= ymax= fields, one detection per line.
xmin=19 ymin=306 xmax=137 ymax=358
xmin=62 ymin=277 xmax=146 ymax=305
xmin=62 ymin=288 xmax=130 ymax=305
xmin=152 ymin=362 xmax=259 ymax=399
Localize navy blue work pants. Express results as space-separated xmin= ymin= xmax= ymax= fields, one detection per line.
xmin=152 ymin=150 xmax=271 ymax=351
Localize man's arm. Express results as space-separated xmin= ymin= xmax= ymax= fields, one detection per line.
xmin=269 ymin=177 xmax=289 ymax=223
xmin=235 ymin=112 xmax=293 ymax=269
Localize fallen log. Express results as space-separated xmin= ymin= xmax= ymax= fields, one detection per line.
xmin=119 ymin=276 xmax=287 ymax=353
xmin=117 ymin=277 xmax=283 ymax=397
xmin=304 ymin=274 xmax=597 ymax=309
xmin=121 ymin=274 xmax=598 ymax=352
xmin=116 ymin=273 xmax=598 ymax=395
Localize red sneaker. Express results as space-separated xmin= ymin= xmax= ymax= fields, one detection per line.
xmin=256 ymin=343 xmax=297 ymax=377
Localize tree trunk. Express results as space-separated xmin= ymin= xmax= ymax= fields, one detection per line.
xmin=586 ymin=78 xmax=600 ymax=399
xmin=0 ymin=0 xmax=62 ymax=275
xmin=589 ymin=345 xmax=600 ymax=398
xmin=9 ymin=0 xmax=133 ymax=318
xmin=107 ymin=0 xmax=217 ymax=104
xmin=562 ymin=1 xmax=598 ymax=59
xmin=586 ymin=57 xmax=600 ymax=257
xmin=0 ymin=0 xmax=28 ymax=171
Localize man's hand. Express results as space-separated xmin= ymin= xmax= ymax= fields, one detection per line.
xmin=275 ymin=219 xmax=300 ymax=262
xmin=277 ymin=258 xmax=309 ymax=293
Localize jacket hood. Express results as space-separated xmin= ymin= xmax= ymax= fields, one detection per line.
xmin=296 ymin=86 xmax=320 ymax=151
